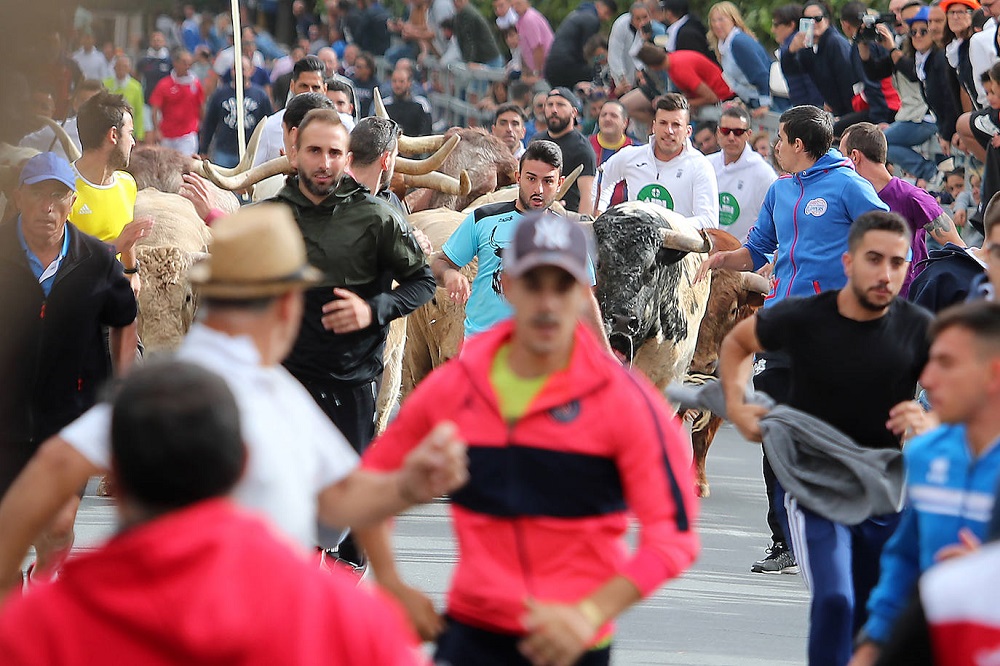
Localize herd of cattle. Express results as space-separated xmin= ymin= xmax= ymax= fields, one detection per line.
xmin=0 ymin=105 xmax=772 ymax=498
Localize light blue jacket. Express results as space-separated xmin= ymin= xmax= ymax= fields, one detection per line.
xmin=745 ymin=149 xmax=887 ymax=307
xmin=863 ymin=424 xmax=1000 ymax=643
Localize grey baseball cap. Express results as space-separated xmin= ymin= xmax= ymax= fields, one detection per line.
xmin=503 ymin=212 xmax=591 ymax=284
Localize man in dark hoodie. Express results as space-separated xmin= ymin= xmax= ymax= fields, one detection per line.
xmin=543 ymin=0 xmax=618 ymax=89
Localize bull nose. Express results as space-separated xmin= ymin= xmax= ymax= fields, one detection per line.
xmin=611 ymin=313 xmax=639 ymax=333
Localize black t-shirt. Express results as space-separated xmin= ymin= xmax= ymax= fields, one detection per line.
xmin=755 ymin=290 xmax=932 ymax=450
xmin=530 ymin=130 xmax=597 ymax=213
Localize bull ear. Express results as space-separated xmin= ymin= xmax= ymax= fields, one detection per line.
xmin=187 ymin=251 xmax=210 ymax=266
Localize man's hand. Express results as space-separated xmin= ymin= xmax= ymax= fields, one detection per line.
xmin=789 ymin=31 xmax=807 ymax=52
xmin=321 ymin=288 xmax=374 ymax=333
xmin=695 ymin=252 xmax=732 ymax=283
xmin=848 ymin=641 xmax=881 ymax=666
xmin=380 ymin=578 xmax=445 ymax=641
xmin=938 ymin=136 xmax=952 ymax=157
xmin=886 ymin=400 xmax=938 ymax=441
xmin=519 ymin=599 xmax=596 ymax=666
xmin=443 ymin=269 xmax=471 ymax=303
xmin=398 ymin=421 xmax=468 ymax=504
xmin=114 ymin=216 xmax=155 ymax=254
xmin=411 ymin=228 xmax=433 ymax=256
xmin=934 ymin=527 xmax=982 ymax=562
xmin=752 ymin=105 xmax=770 ymax=118
xmin=729 ymin=403 xmax=769 ymax=442
xmin=179 ymin=172 xmax=215 ymax=221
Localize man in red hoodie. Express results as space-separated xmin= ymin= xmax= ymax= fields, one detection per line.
xmin=0 ymin=361 xmax=424 ymax=666
xmin=359 ymin=211 xmax=700 ymax=665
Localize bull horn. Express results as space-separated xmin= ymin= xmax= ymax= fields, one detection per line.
xmin=37 ymin=116 xmax=82 ymax=162
xmin=374 ymin=87 xmax=390 ymax=119
xmin=398 ymin=134 xmax=449 ymax=155
xmin=555 ymin=164 xmax=584 ymax=201
xmin=201 ymin=155 xmax=292 ymax=191
xmin=659 ymin=226 xmax=711 ymax=253
xmin=394 ymin=134 xmax=460 ymax=176
xmin=192 ymin=119 xmax=268 ymax=178
xmin=740 ymin=271 xmax=772 ymax=294
xmin=403 ymin=170 xmax=472 ymax=196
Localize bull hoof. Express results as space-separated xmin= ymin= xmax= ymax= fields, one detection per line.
xmin=697 ymin=483 xmax=710 ymax=498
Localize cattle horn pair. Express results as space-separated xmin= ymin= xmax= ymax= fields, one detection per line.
xmin=37 ymin=116 xmax=83 ymax=162
xmin=191 ymin=120 xmax=268 ymax=179
xmin=740 ymin=271 xmax=772 ymax=294
xmin=200 ymin=156 xmax=292 ymax=191
xmin=659 ymin=226 xmax=712 ymax=253
xmin=394 ymin=134 xmax=461 ymax=176
xmin=403 ymin=170 xmax=472 ymax=196
xmin=372 ymin=88 xmax=449 ymax=155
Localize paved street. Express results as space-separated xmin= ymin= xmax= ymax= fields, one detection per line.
xmin=67 ymin=422 xmax=809 ymax=665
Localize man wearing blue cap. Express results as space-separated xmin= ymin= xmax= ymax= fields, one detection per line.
xmin=0 ymin=151 xmax=137 ymax=579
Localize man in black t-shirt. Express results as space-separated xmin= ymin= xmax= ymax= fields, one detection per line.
xmin=529 ymin=87 xmax=597 ymax=215
xmin=718 ymin=211 xmax=936 ymax=666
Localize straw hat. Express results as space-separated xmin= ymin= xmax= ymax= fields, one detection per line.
xmin=189 ymin=203 xmax=323 ymax=298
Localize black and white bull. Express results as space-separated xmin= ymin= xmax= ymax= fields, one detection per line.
xmin=594 ymin=201 xmax=712 ymax=391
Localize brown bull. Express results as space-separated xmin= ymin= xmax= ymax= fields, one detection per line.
xmin=687 ymin=229 xmax=771 ymax=497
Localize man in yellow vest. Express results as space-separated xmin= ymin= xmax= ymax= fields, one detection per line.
xmin=103 ymin=55 xmax=145 ymax=142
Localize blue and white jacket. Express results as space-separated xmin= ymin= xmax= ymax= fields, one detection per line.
xmin=745 ymin=149 xmax=887 ymax=307
xmin=863 ymin=424 xmax=1000 ymax=644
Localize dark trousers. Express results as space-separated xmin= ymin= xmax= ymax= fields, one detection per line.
xmin=752 ymin=353 xmax=791 ymax=546
xmin=294 ymin=375 xmax=377 ymax=552
xmin=435 ymin=617 xmax=612 ymax=666
xmin=775 ymin=480 xmax=900 ymax=666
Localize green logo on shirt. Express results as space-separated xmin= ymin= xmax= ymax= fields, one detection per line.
xmin=636 ymin=184 xmax=674 ymax=210
xmin=719 ymin=192 xmax=741 ymax=226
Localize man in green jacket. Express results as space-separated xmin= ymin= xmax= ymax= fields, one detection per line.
xmin=103 ymin=55 xmax=145 ymax=142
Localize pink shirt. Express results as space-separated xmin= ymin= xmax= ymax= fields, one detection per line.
xmin=516 ymin=7 xmax=554 ymax=74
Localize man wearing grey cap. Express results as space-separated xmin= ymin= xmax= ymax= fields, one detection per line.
xmin=0 ymin=151 xmax=137 ymax=577
xmin=360 ymin=211 xmax=700 ymax=664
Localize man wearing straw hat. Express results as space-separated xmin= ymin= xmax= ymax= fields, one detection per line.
xmin=0 ymin=204 xmax=466 ymax=598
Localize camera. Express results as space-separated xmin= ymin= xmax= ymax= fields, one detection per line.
xmin=856 ymin=12 xmax=895 ymax=42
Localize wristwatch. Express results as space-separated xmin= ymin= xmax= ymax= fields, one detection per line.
xmin=123 ymin=260 xmax=141 ymax=275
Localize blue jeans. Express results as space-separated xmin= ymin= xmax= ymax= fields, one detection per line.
xmin=775 ymin=480 xmax=901 ymax=666
xmin=883 ymin=121 xmax=939 ymax=182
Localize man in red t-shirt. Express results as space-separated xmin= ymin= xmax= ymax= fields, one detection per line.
xmin=637 ymin=44 xmax=733 ymax=109
xmin=149 ymin=49 xmax=204 ymax=156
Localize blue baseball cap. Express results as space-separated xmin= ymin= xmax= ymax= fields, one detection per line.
xmin=905 ymin=6 xmax=931 ymax=24
xmin=18 ymin=152 xmax=77 ymax=191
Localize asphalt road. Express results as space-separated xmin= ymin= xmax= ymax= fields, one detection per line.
xmin=66 ymin=423 xmax=809 ymax=665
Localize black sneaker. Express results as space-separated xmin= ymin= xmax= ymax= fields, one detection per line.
xmin=751 ymin=542 xmax=799 ymax=574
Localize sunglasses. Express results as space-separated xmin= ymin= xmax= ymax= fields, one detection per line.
xmin=909 ymin=27 xmax=929 ymax=35
xmin=718 ymin=127 xmax=750 ymax=136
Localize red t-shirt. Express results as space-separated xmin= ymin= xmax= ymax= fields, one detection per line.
xmin=149 ymin=74 xmax=204 ymax=139
xmin=667 ymin=50 xmax=733 ymax=102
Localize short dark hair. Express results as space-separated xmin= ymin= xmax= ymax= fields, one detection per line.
xmin=637 ymin=43 xmax=668 ymax=67
xmin=494 ymin=102 xmax=527 ymax=126
xmin=349 ymin=116 xmax=400 ymax=165
xmin=779 ymin=104 xmax=834 ymax=159
xmin=840 ymin=1 xmax=867 ymax=27
xmin=292 ymin=55 xmax=325 ymax=80
xmin=661 ymin=0 xmax=690 ymax=17
xmin=930 ymin=301 xmax=1000 ymax=353
xmin=694 ymin=120 xmax=718 ymax=135
xmin=596 ymin=0 xmax=620 ymax=13
xmin=655 ymin=92 xmax=690 ymax=113
xmin=773 ymin=3 xmax=805 ymax=25
xmin=584 ymin=34 xmax=610 ymax=59
xmin=847 ymin=210 xmax=910 ymax=252
xmin=295 ymin=108 xmax=344 ymax=148
xmin=841 ymin=121 xmax=888 ymax=164
xmin=521 ymin=139 xmax=563 ymax=171
xmin=110 ymin=362 xmax=245 ymax=512
xmin=283 ymin=92 xmax=335 ymax=130
xmin=508 ymin=80 xmax=533 ymax=106
xmin=76 ymin=79 xmax=105 ymax=96
xmin=326 ymin=77 xmax=355 ymax=107
xmin=77 ymin=90 xmax=133 ymax=151
xmin=803 ymin=0 xmax=832 ymax=18
xmin=720 ymin=104 xmax=752 ymax=126
xmin=983 ymin=191 xmax=1000 ymax=237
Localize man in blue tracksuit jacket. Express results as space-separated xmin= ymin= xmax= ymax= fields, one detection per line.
xmin=699 ymin=103 xmax=887 ymax=578
xmin=851 ymin=301 xmax=1000 ymax=664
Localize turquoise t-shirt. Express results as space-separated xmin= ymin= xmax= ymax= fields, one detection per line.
xmin=442 ymin=202 xmax=596 ymax=336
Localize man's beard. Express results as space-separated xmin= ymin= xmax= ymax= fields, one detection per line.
xmin=378 ymin=165 xmax=395 ymax=192
xmin=547 ymin=114 xmax=571 ymax=134
xmin=301 ymin=170 xmax=340 ymax=199
xmin=109 ymin=143 xmax=129 ymax=170
xmin=852 ymin=282 xmax=894 ymax=312
xmin=518 ymin=189 xmax=551 ymax=210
